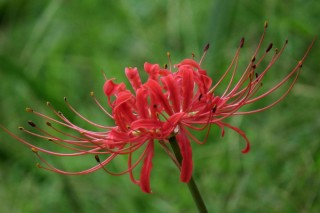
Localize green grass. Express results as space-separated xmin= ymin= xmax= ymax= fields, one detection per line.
xmin=0 ymin=0 xmax=319 ymax=212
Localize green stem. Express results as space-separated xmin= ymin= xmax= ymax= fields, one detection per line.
xmin=169 ymin=137 xmax=208 ymax=213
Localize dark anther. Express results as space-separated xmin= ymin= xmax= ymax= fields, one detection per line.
xmin=153 ymin=104 xmax=157 ymax=108
xmin=198 ymin=94 xmax=202 ymax=101
xmin=46 ymin=122 xmax=52 ymax=126
xmin=64 ymin=97 xmax=67 ymax=102
xmin=212 ymin=105 xmax=217 ymax=113
xmin=252 ymin=64 xmax=256 ymax=69
xmin=28 ymin=121 xmax=36 ymax=127
xmin=203 ymin=43 xmax=210 ymax=52
xmin=240 ymin=37 xmax=245 ymax=48
xmin=164 ymin=64 xmax=168 ymax=69
xmin=95 ymin=155 xmax=101 ymax=163
xmin=255 ymin=73 xmax=259 ymax=78
xmin=26 ymin=108 xmax=33 ymax=113
xmin=266 ymin=43 xmax=273 ymax=52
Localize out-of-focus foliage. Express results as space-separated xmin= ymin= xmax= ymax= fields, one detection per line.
xmin=0 ymin=0 xmax=319 ymax=212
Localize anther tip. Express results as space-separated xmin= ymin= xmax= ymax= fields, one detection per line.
xmin=95 ymin=155 xmax=101 ymax=163
xmin=64 ymin=97 xmax=67 ymax=102
xmin=240 ymin=37 xmax=245 ymax=48
xmin=28 ymin=121 xmax=36 ymax=127
xmin=18 ymin=126 xmax=24 ymax=130
xmin=26 ymin=107 xmax=33 ymax=113
xmin=266 ymin=43 xmax=273 ymax=52
xmin=90 ymin=91 xmax=94 ymax=96
xmin=203 ymin=43 xmax=210 ymax=51
xmin=264 ymin=21 xmax=268 ymax=28
xmin=212 ymin=105 xmax=217 ymax=113
xmin=31 ymin=147 xmax=38 ymax=153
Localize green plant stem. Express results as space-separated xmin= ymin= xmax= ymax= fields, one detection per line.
xmin=169 ymin=137 xmax=208 ymax=213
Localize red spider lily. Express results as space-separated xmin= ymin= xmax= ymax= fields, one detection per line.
xmin=1 ymin=23 xmax=315 ymax=193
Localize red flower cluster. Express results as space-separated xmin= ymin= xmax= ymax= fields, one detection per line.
xmin=1 ymin=24 xmax=314 ymax=193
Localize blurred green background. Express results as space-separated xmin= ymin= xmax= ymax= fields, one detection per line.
xmin=0 ymin=0 xmax=319 ymax=212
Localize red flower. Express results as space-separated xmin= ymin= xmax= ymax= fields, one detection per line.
xmin=1 ymin=24 xmax=315 ymax=193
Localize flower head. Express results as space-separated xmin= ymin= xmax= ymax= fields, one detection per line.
xmin=1 ymin=23 xmax=315 ymax=193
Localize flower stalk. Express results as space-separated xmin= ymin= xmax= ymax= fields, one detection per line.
xmin=169 ymin=137 xmax=208 ymax=213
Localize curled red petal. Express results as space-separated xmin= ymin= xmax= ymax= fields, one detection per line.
xmin=161 ymin=112 xmax=185 ymax=137
xmin=176 ymin=59 xmax=201 ymax=70
xmin=145 ymin=79 xmax=173 ymax=115
xmin=125 ymin=67 xmax=142 ymax=91
xmin=144 ymin=62 xmax=160 ymax=80
xmin=140 ymin=140 xmax=154 ymax=193
xmin=136 ymin=88 xmax=149 ymax=119
xmin=112 ymin=91 xmax=136 ymax=131
xmin=113 ymin=90 xmax=134 ymax=110
xmin=197 ymin=71 xmax=212 ymax=94
xmin=103 ymin=79 xmax=126 ymax=97
xmin=161 ymin=75 xmax=181 ymax=112
xmin=176 ymin=130 xmax=193 ymax=182
xmin=181 ymin=67 xmax=194 ymax=111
